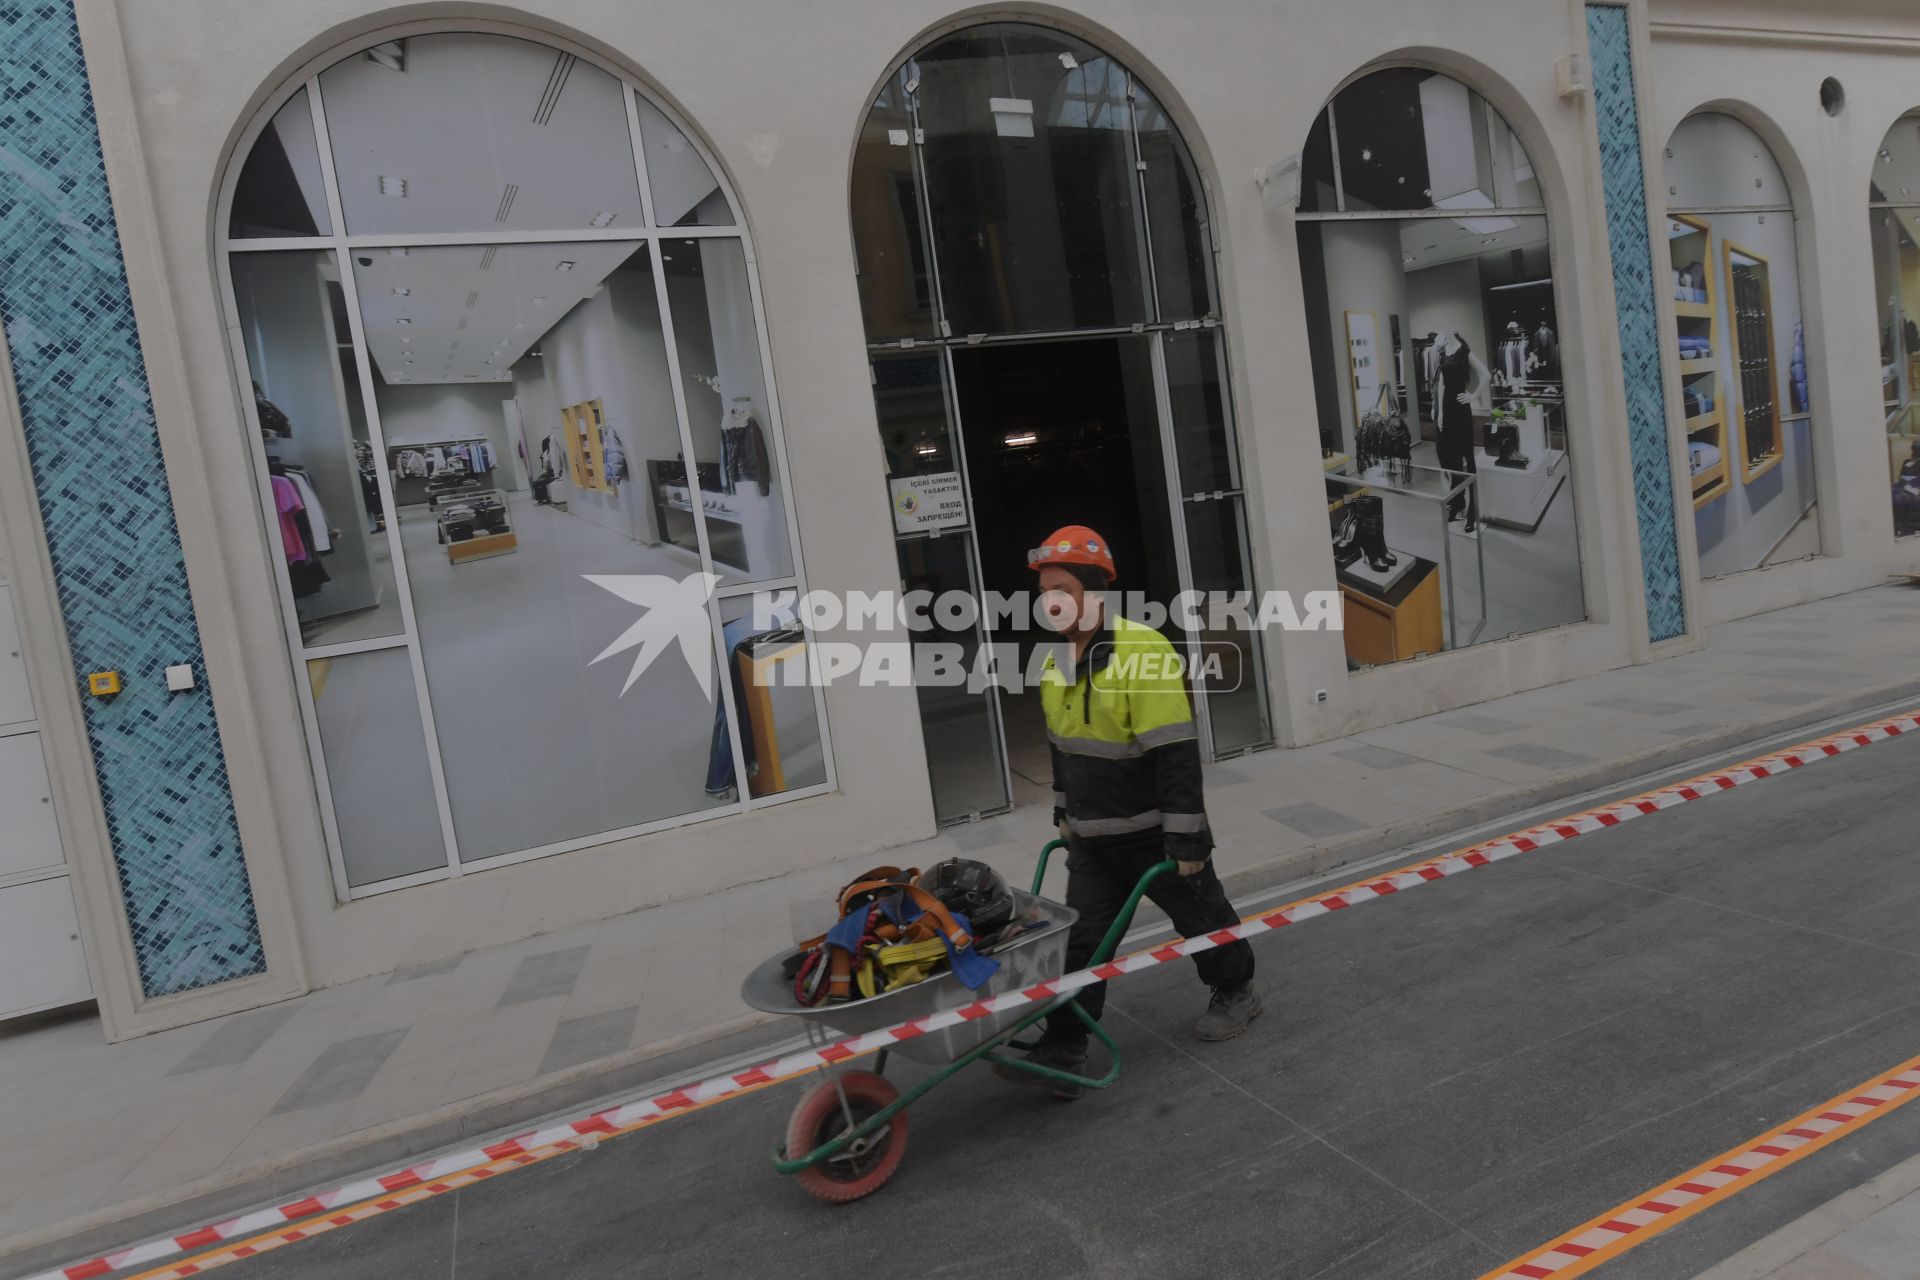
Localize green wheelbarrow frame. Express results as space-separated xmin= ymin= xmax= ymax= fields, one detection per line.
xmin=771 ymin=840 xmax=1174 ymax=1178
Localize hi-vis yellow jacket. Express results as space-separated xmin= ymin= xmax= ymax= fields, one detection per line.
xmin=1040 ymin=615 xmax=1212 ymax=861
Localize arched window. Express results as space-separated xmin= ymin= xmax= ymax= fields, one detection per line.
xmin=220 ymin=31 xmax=826 ymax=897
xmin=850 ymin=22 xmax=1268 ymax=825
xmin=1870 ymin=115 xmax=1920 ymax=539
xmin=1297 ymin=68 xmax=1584 ymax=669
xmin=1663 ymin=113 xmax=1820 ymax=575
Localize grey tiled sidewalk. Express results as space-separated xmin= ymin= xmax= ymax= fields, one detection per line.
xmin=2 ymin=583 xmax=1917 ymax=1265
xmin=1698 ymin=1149 xmax=1920 ymax=1279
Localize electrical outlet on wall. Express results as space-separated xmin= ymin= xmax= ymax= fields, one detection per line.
xmin=1314 ymin=689 xmax=1329 ymax=704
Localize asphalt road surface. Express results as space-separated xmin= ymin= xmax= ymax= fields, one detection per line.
xmin=115 ymin=727 xmax=1920 ymax=1279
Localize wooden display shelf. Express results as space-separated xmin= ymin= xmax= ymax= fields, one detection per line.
xmin=1338 ymin=557 xmax=1442 ymax=666
xmin=1685 ymin=408 xmax=1723 ymax=434
xmin=1723 ymin=238 xmax=1785 ymax=485
xmin=1692 ymin=464 xmax=1729 ymax=509
xmin=1679 ymin=357 xmax=1717 ymax=377
xmin=1673 ymin=300 xmax=1715 ymax=320
xmin=447 ymin=530 xmax=518 ymax=564
xmin=1742 ymin=450 xmax=1784 ymax=484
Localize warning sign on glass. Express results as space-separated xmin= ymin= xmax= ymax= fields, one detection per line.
xmin=889 ymin=472 xmax=967 ymax=534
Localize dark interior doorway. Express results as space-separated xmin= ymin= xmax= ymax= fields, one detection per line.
xmin=949 ymin=336 xmax=1178 ymax=788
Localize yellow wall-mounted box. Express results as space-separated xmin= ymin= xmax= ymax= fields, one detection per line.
xmin=87 ymin=671 xmax=122 ymax=697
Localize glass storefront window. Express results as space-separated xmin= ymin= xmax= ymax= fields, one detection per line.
xmin=716 ymin=593 xmax=828 ymax=798
xmin=636 ymin=94 xmax=734 ymax=227
xmin=1300 ymin=69 xmax=1539 ymax=217
xmin=230 ymin=250 xmax=403 ymax=647
xmin=1664 ymin=113 xmax=1821 ymax=575
xmin=305 ymin=651 xmax=445 ymax=887
xmin=1870 ymin=116 xmax=1920 ymax=539
xmin=1296 ymin=70 xmax=1584 ymax=671
xmin=220 ymin=34 xmax=819 ymax=894
xmin=318 ymin=33 xmax=646 ymax=237
xmin=913 ymin=24 xmax=1150 ymax=336
xmin=1134 ymin=84 xmax=1218 ymax=322
xmin=229 ymin=88 xmax=330 ymax=239
xmin=661 ymin=238 xmax=794 ymax=585
xmin=851 ymin=67 xmax=938 ymax=342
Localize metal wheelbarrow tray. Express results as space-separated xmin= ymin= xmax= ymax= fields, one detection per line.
xmin=742 ymin=841 xmax=1172 ymax=1202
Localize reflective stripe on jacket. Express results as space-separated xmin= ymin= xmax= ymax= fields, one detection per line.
xmin=1041 ymin=615 xmax=1212 ymax=860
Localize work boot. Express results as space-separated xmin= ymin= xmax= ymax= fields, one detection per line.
xmin=992 ymin=1038 xmax=1088 ymax=1099
xmin=1194 ymin=981 xmax=1263 ymax=1042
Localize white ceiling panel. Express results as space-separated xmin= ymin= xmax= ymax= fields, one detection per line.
xmin=352 ymin=240 xmax=640 ymax=385
xmin=320 ymin=32 xmax=645 ymax=236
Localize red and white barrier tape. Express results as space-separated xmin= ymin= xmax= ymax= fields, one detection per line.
xmin=31 ymin=711 xmax=1918 ymax=1280
xmin=1483 ymin=1058 xmax=1920 ymax=1278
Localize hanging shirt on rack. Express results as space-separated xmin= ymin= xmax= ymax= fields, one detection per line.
xmin=287 ymin=471 xmax=331 ymax=553
xmin=271 ymin=475 xmax=308 ymax=564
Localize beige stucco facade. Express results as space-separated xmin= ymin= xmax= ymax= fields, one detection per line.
xmin=2 ymin=0 xmax=1915 ymax=1036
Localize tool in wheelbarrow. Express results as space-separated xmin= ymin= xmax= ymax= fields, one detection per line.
xmin=740 ymin=840 xmax=1173 ymax=1202
xmin=786 ymin=859 xmax=1010 ymax=1006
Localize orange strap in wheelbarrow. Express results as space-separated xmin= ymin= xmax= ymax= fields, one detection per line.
xmin=798 ymin=869 xmax=976 ymax=1003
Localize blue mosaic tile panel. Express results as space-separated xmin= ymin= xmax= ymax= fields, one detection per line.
xmin=0 ymin=2 xmax=265 ymax=995
xmin=1587 ymin=4 xmax=1687 ymax=644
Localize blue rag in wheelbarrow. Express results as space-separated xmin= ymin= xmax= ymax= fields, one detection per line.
xmin=824 ymin=896 xmax=1001 ymax=991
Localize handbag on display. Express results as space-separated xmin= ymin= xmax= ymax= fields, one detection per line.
xmin=1355 ymin=384 xmax=1413 ymax=484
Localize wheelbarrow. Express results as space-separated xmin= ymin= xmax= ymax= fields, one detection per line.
xmin=739 ymin=840 xmax=1173 ymax=1201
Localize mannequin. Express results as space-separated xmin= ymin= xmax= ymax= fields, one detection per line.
xmin=1436 ymin=333 xmax=1487 ymax=531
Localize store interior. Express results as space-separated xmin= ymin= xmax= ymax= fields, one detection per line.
xmin=1663 ymin=113 xmax=1820 ymax=578
xmin=229 ymin=31 xmax=823 ymax=885
xmin=1298 ymin=219 xmax=1586 ymax=666
xmin=1297 ymin=68 xmax=1586 ymax=670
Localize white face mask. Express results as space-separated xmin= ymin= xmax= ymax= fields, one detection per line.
xmin=1036 ymin=588 xmax=1085 ymax=633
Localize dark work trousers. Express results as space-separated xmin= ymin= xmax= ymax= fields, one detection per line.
xmin=1044 ymin=841 xmax=1256 ymax=1046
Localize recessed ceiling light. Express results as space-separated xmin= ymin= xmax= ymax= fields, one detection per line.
xmin=399 ymin=336 xmax=411 ymax=344
xmin=532 ymin=297 xmax=547 ymax=305
xmin=378 ymin=176 xmax=407 ymax=198
xmin=514 ymin=323 xmax=525 ymax=331
xmin=556 ymin=261 xmax=576 ymax=272
xmin=589 ymin=212 xmax=616 ymax=228
xmin=388 ymin=247 xmax=409 ymax=258
xmin=392 ymin=287 xmax=410 ymax=297
xmin=396 ymin=317 xmax=411 ymax=325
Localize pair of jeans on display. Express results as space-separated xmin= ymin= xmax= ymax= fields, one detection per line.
xmin=1041 ymin=841 xmax=1255 ymax=1049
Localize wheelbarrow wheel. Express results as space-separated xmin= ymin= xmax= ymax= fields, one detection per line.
xmin=785 ymin=1071 xmax=907 ymax=1203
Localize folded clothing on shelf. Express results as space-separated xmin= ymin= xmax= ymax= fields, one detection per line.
xmin=1677 ymin=336 xmax=1713 ymax=359
xmin=1684 ymin=388 xmax=1716 ymax=417
xmin=1689 ymin=440 xmax=1722 ymax=476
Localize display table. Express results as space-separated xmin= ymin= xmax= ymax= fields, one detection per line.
xmin=1338 ymin=555 xmax=1442 ymax=666
xmin=1475 ymin=447 xmax=1567 ymax=532
xmin=657 ymin=482 xmax=783 ymax=576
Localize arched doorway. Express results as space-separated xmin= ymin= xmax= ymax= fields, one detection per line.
xmin=218 ymin=30 xmax=828 ymax=897
xmin=851 ymin=22 xmax=1271 ymax=824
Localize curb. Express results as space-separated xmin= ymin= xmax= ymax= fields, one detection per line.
xmin=8 ymin=676 xmax=1920 ymax=1278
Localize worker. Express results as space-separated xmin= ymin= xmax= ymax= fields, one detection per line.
xmin=999 ymin=525 xmax=1260 ymax=1097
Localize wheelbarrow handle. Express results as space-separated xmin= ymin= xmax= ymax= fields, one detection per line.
xmin=1034 ymin=840 xmax=1176 ymax=967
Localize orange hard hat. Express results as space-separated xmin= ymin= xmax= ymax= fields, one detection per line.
xmin=1028 ymin=525 xmax=1116 ymax=580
